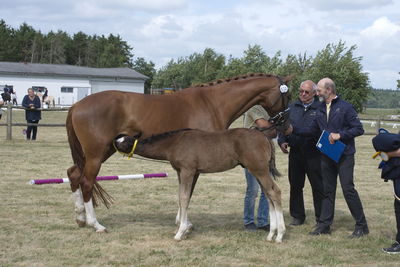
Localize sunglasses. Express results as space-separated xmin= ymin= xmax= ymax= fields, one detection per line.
xmin=299 ymin=90 xmax=312 ymax=95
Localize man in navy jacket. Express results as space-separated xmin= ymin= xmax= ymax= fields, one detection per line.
xmin=278 ymin=80 xmax=324 ymax=226
xmin=293 ymin=77 xmax=369 ymax=238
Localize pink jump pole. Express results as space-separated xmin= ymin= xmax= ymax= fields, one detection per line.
xmin=29 ymin=173 xmax=168 ymax=185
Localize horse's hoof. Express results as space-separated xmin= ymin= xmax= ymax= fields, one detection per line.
xmin=174 ymin=234 xmax=187 ymax=241
xmin=96 ymin=228 xmax=108 ymax=233
xmin=266 ymin=235 xmax=274 ymax=242
xmin=76 ymin=219 xmax=86 ymax=227
xmin=174 ymin=229 xmax=190 ymax=241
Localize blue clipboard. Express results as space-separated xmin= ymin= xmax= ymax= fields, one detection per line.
xmin=316 ymin=130 xmax=346 ymax=163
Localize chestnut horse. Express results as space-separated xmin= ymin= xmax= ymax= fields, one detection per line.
xmin=115 ymin=128 xmax=286 ymax=242
xmin=66 ymin=73 xmax=292 ymax=232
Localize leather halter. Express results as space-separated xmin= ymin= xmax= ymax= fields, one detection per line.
xmin=268 ymin=76 xmax=289 ymax=111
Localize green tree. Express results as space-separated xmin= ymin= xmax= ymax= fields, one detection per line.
xmin=152 ymin=59 xmax=187 ymax=89
xmin=97 ymin=34 xmax=133 ymax=67
xmin=132 ymin=57 xmax=155 ymax=94
xmin=13 ymin=22 xmax=37 ymax=62
xmin=153 ymin=48 xmax=225 ymax=89
xmin=277 ymin=52 xmax=313 ymax=90
xmin=190 ymin=48 xmax=225 ymax=84
xmin=306 ymin=41 xmax=370 ymax=112
xmin=0 ymin=19 xmax=14 ymax=61
xmin=217 ymin=55 xmax=246 ymax=78
xmin=397 ymin=72 xmax=400 ymax=89
xmin=66 ymin=31 xmax=89 ymax=66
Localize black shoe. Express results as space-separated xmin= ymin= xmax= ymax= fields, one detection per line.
xmin=309 ymin=226 xmax=331 ymax=235
xmin=348 ymin=227 xmax=369 ymax=239
xmin=290 ymin=218 xmax=304 ymax=226
xmin=257 ymin=224 xmax=270 ymax=231
xmin=244 ymin=223 xmax=257 ymax=232
xmin=382 ymin=241 xmax=400 ymax=254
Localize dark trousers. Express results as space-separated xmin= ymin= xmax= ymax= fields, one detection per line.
xmin=26 ymin=119 xmax=39 ymax=140
xmin=393 ymin=179 xmax=400 ymax=242
xmin=319 ymin=154 xmax=368 ymax=229
xmin=288 ymin=149 xmax=324 ymax=222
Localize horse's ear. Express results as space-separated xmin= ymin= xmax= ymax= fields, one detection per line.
xmin=283 ymin=74 xmax=296 ymax=84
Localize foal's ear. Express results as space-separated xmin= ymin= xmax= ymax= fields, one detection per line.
xmin=283 ymin=74 xmax=296 ymax=84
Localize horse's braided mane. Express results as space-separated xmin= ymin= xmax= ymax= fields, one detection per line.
xmin=140 ymin=128 xmax=193 ymax=144
xmin=191 ymin=73 xmax=276 ymax=88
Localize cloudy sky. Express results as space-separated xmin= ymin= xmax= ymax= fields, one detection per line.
xmin=1 ymin=0 xmax=399 ymax=89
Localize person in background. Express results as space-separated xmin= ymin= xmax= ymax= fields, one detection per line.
xmin=383 ymin=147 xmax=400 ymax=254
xmin=22 ymin=88 xmax=41 ymax=141
xmin=293 ymin=77 xmax=369 ymax=238
xmin=372 ymin=131 xmax=400 ymax=254
xmin=11 ymin=89 xmax=17 ymax=105
xmin=242 ymin=105 xmax=276 ymax=231
xmin=278 ymin=80 xmax=324 ymax=226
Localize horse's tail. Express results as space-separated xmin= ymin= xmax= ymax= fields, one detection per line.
xmin=268 ymin=139 xmax=281 ymax=180
xmin=66 ymin=107 xmax=113 ymax=208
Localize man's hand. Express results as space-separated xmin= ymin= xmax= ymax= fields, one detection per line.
xmin=280 ymin=142 xmax=289 ymax=154
xmin=329 ymin=133 xmax=340 ymax=144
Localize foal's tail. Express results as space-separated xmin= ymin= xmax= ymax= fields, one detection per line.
xmin=66 ymin=107 xmax=113 ymax=208
xmin=268 ymin=139 xmax=281 ymax=180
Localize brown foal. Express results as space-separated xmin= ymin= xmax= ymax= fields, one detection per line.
xmin=115 ymin=128 xmax=286 ymax=242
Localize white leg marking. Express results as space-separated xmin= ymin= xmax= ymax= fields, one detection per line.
xmin=84 ymin=198 xmax=107 ymax=232
xmin=267 ymin=199 xmax=277 ymax=242
xmin=174 ymin=180 xmax=193 ymax=241
xmin=274 ymin=208 xmax=286 ymax=243
xmin=74 ymin=188 xmax=86 ymax=227
xmin=174 ymin=207 xmax=190 ymax=241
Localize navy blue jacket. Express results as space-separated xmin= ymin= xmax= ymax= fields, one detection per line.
xmin=293 ymin=96 xmax=364 ymax=155
xmin=22 ymin=95 xmax=41 ymax=121
xmin=372 ymin=132 xmax=400 ymax=181
xmin=278 ymin=97 xmax=320 ymax=155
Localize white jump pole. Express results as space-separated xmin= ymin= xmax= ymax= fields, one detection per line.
xmin=29 ymin=172 xmax=168 ymax=185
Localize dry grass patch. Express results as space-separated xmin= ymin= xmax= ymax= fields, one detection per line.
xmin=0 ymin=111 xmax=399 ymax=266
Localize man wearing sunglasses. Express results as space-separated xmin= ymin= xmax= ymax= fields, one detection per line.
xmin=278 ymin=80 xmax=324 ymax=227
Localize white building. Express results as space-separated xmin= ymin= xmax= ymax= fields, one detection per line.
xmin=0 ymin=62 xmax=147 ymax=106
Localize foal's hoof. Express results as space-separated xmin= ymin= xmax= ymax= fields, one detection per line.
xmin=266 ymin=234 xmax=275 ymax=242
xmin=96 ymin=228 xmax=108 ymax=233
xmin=76 ymin=219 xmax=86 ymax=227
xmin=174 ymin=233 xmax=187 ymax=241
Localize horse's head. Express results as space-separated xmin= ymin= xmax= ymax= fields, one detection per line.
xmin=257 ymin=75 xmax=293 ymax=135
xmin=258 ymin=75 xmax=293 ymax=116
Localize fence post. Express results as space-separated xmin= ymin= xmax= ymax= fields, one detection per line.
xmin=375 ymin=116 xmax=381 ymax=134
xmin=6 ymin=102 xmax=12 ymax=140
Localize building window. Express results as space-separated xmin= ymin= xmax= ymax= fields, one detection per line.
xmin=61 ymin=87 xmax=73 ymax=93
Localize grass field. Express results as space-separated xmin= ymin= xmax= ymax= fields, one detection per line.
xmin=0 ymin=109 xmax=399 ymax=266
